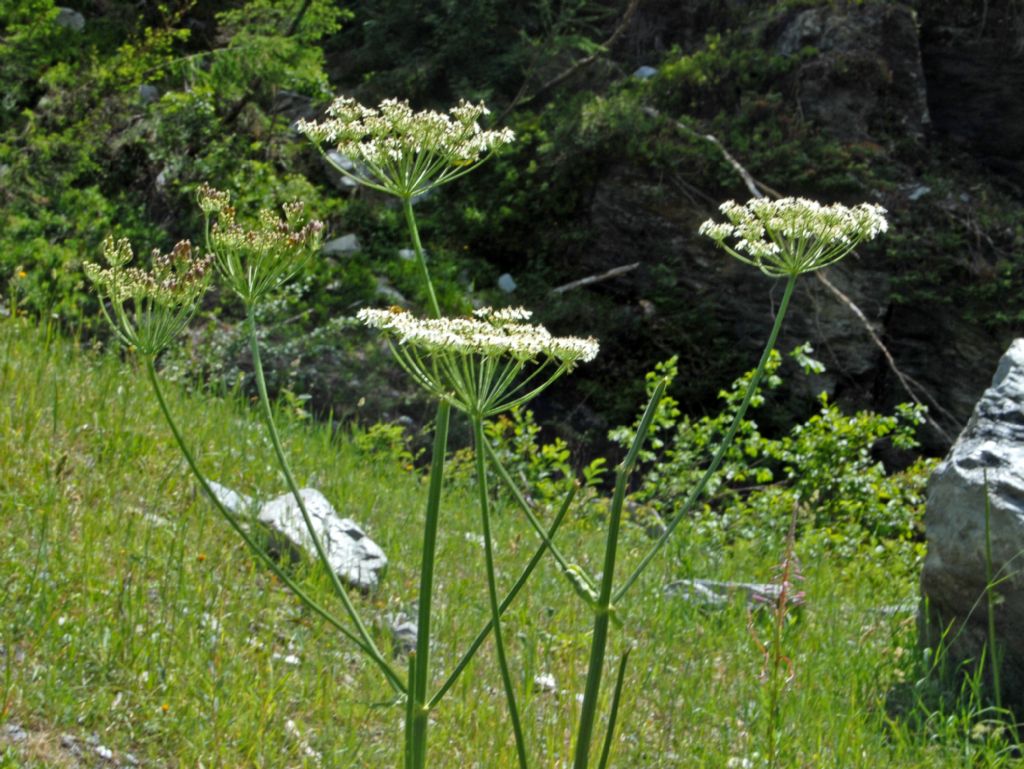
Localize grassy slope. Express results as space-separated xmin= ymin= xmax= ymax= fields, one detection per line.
xmin=0 ymin=317 xmax=1005 ymax=768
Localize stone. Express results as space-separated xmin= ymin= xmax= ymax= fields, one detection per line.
xmin=375 ymin=277 xmax=408 ymax=306
xmin=497 ymin=273 xmax=517 ymax=293
xmin=387 ymin=611 xmax=417 ymax=654
xmin=920 ymin=339 xmax=1024 ymax=704
xmin=664 ymin=578 xmax=805 ymax=611
xmin=397 ymin=248 xmax=423 ymax=261
xmin=138 ymin=84 xmax=160 ymax=104
xmin=907 ymin=184 xmax=931 ymax=201
xmin=322 ymin=233 xmax=361 ymax=255
xmin=0 ymin=723 xmax=27 ymax=743
xmin=919 ymin=2 xmax=1024 ymax=177
xmin=55 ymin=7 xmax=85 ymax=32
xmin=323 ymin=150 xmax=360 ymax=190
xmin=205 ymin=480 xmax=388 ymax=591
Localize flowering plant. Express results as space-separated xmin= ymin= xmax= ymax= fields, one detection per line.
xmin=297 ymin=97 xmax=515 ymax=199
xmin=699 ymin=197 xmax=887 ymax=277
xmin=88 ymin=92 xmax=889 ymax=769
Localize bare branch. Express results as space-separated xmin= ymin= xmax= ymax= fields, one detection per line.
xmin=498 ymin=0 xmax=642 ymax=122
xmin=551 ymin=262 xmax=641 ymax=295
xmin=641 ymin=106 xmax=783 ymax=199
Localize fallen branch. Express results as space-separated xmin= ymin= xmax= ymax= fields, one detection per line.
xmin=641 ymin=106 xmax=784 ymax=200
xmin=498 ymin=0 xmax=642 ymax=122
xmin=551 ymin=262 xmax=640 ymax=295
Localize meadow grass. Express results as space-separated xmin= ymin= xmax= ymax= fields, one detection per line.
xmin=0 ymin=315 xmax=1015 ymax=767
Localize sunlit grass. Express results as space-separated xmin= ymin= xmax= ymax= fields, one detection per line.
xmin=0 ymin=316 xmax=1013 ymax=767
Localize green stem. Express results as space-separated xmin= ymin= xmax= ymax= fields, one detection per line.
xmin=143 ymin=357 xmax=404 ymax=690
xmin=409 ymin=401 xmax=452 ymax=769
xmin=984 ymin=472 xmax=1003 ymax=710
xmin=484 ymin=441 xmax=575 ymax=578
xmin=473 ymin=417 xmax=529 ymax=769
xmin=614 ymin=274 xmax=798 ymax=603
xmin=595 ymin=648 xmax=631 ymax=769
xmin=244 ymin=307 xmax=399 ymax=690
xmin=573 ymin=381 xmax=665 ymax=769
xmin=402 ymin=197 xmax=440 ymax=318
xmin=430 ymin=481 xmax=576 ymax=707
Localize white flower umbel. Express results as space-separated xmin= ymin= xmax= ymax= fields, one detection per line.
xmin=698 ymin=197 xmax=888 ymax=277
xmin=297 ymin=97 xmax=515 ymax=199
xmin=358 ymin=306 xmax=598 ymax=417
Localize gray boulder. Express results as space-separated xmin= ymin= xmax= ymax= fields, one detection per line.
xmin=322 ymin=233 xmax=361 ymax=256
xmin=207 ymin=481 xmax=388 ymax=591
xmin=920 ymin=339 xmax=1024 ymax=702
xmin=55 ymin=7 xmax=85 ymax=32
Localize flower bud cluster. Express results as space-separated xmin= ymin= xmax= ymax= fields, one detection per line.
xmin=85 ymin=237 xmax=213 ymax=307
xmin=85 ymin=237 xmax=213 ymax=355
xmin=297 ymin=97 xmax=515 ymax=199
xmin=699 ymin=197 xmax=888 ymax=277
xmin=200 ymin=188 xmax=324 ymax=306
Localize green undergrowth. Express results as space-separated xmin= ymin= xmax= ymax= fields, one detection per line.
xmin=0 ymin=317 xmax=1014 ymax=767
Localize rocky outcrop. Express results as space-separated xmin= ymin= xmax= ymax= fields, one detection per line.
xmin=920 ymin=339 xmax=1024 ymax=704
xmin=773 ymin=3 xmax=930 ymax=142
xmin=918 ymin=1 xmax=1024 ymax=177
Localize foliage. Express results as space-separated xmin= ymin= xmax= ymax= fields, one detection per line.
xmin=1 ymin=314 xmax=1013 ymax=768
xmin=613 ymin=346 xmax=934 ymax=558
xmin=450 ymin=405 xmax=607 ymax=503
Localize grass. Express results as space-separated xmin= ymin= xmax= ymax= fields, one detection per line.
xmin=0 ymin=314 xmax=1016 ymax=767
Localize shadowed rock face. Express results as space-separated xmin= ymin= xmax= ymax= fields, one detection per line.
xmin=918 ymin=1 xmax=1024 ymax=178
xmin=774 ymin=3 xmax=930 ymax=142
xmin=920 ymin=339 xmax=1024 ymax=705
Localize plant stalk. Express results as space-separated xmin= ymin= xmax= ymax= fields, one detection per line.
xmin=573 ymin=380 xmax=665 ymax=769
xmin=473 ymin=417 xmax=530 ymax=769
xmin=431 ymin=481 xmax=576 ymax=707
xmin=403 ymin=196 xmax=440 ymax=319
xmin=615 ymin=274 xmax=798 ymax=603
xmin=143 ymin=357 xmax=405 ymax=691
xmin=408 ymin=401 xmax=451 ymax=769
xmin=244 ymin=307 xmax=398 ymax=688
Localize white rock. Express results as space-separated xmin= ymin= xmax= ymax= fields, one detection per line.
xmin=55 ymin=7 xmax=85 ymax=31
xmin=204 ymin=481 xmax=388 ymax=591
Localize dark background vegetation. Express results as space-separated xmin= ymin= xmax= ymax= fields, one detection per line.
xmin=3 ymin=0 xmax=1022 ymax=456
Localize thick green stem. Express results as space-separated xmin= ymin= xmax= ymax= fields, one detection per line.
xmin=403 ymin=197 xmax=440 ymax=318
xmin=614 ymin=275 xmax=798 ymax=603
xmin=144 ymin=357 xmax=404 ymax=690
xmin=430 ymin=481 xmax=576 ymax=707
xmin=409 ymin=401 xmax=452 ymax=769
xmin=473 ymin=418 xmax=530 ymax=769
xmin=572 ymin=469 xmax=628 ymax=769
xmin=572 ymin=381 xmax=666 ymax=769
xmin=244 ymin=308 xmax=399 ymax=690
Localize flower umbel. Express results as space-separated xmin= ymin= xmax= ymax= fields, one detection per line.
xmin=85 ymin=237 xmax=213 ymax=355
xmin=699 ymin=197 xmax=888 ymax=277
xmin=358 ymin=306 xmax=598 ymax=417
xmin=198 ymin=186 xmax=324 ymax=307
xmin=297 ymin=97 xmax=515 ymax=199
